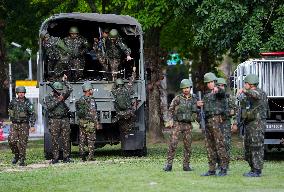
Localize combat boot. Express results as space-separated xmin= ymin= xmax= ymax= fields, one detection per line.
xmin=63 ymin=157 xmax=74 ymax=163
xmin=18 ymin=159 xmax=26 ymax=166
xmin=201 ymin=170 xmax=216 ymax=176
xmin=217 ymin=168 xmax=227 ymax=176
xmin=163 ymin=164 xmax=172 ymax=172
xmin=50 ymin=159 xmax=59 ymax=164
xmin=11 ymin=156 xmax=19 ymax=165
xmin=183 ymin=165 xmax=193 ymax=171
xmin=243 ymin=169 xmax=261 ymax=177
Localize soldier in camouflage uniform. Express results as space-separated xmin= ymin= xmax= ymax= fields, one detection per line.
xmin=93 ymin=28 xmax=109 ymax=73
xmin=197 ymin=72 xmax=229 ymax=176
xmin=41 ymin=31 xmax=70 ymax=80
xmin=8 ymin=86 xmax=36 ymax=166
xmin=163 ymin=79 xmax=197 ymax=172
xmin=94 ymin=29 xmax=132 ymax=80
xmin=43 ymin=77 xmax=73 ymax=164
xmin=216 ymin=78 xmax=237 ymax=165
xmin=76 ymin=82 xmax=100 ymax=161
xmin=111 ymin=68 xmax=136 ymax=137
xmin=63 ymin=26 xmax=89 ymax=81
xmin=236 ymin=74 xmax=268 ymax=177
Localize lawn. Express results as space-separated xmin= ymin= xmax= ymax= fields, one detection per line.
xmin=0 ymin=133 xmax=284 ymax=192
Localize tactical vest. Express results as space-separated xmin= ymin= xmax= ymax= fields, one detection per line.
xmin=46 ymin=95 xmax=69 ymax=118
xmin=76 ymin=96 xmax=97 ymax=119
xmin=114 ymin=88 xmax=131 ymax=111
xmin=204 ymin=92 xmax=225 ymax=116
xmin=174 ymin=95 xmax=196 ymax=123
xmin=9 ymin=98 xmax=32 ymax=122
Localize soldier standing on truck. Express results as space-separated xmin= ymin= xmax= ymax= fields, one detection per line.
xmin=197 ymin=72 xmax=229 ymax=176
xmin=76 ymin=82 xmax=100 ymax=161
xmin=41 ymin=31 xmax=70 ymax=81
xmin=43 ymin=75 xmax=73 ymax=164
xmin=93 ymin=28 xmax=109 ymax=73
xmin=63 ymin=26 xmax=89 ymax=81
xmin=163 ymin=79 xmax=198 ymax=172
xmin=94 ymin=28 xmax=132 ymax=80
xmin=8 ymin=86 xmax=36 ymax=166
xmin=234 ymin=74 xmax=268 ymax=177
xmin=112 ymin=67 xmax=136 ymax=138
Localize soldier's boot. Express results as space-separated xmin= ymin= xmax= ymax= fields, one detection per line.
xmin=18 ymin=159 xmax=26 ymax=166
xmin=163 ymin=164 xmax=172 ymax=172
xmin=50 ymin=159 xmax=59 ymax=164
xmin=217 ymin=168 xmax=227 ymax=176
xmin=243 ymin=169 xmax=261 ymax=177
xmin=183 ymin=164 xmax=193 ymax=171
xmin=63 ymin=157 xmax=74 ymax=163
xmin=201 ymin=170 xmax=216 ymax=176
xmin=11 ymin=156 xmax=19 ymax=165
xmin=81 ymin=154 xmax=87 ymax=162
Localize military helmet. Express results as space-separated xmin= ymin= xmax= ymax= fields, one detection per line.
xmin=16 ymin=86 xmax=26 ymax=93
xmin=82 ymin=82 xmax=93 ymax=91
xmin=244 ymin=74 xmax=259 ymax=85
xmin=115 ymin=78 xmax=124 ymax=85
xmin=216 ymin=78 xmax=227 ymax=85
xmin=109 ymin=29 xmax=118 ymax=38
xmin=180 ymin=79 xmax=192 ymax=88
xmin=204 ymin=72 xmax=217 ymax=83
xmin=52 ymin=82 xmax=64 ymax=90
xmin=69 ymin=26 xmax=79 ymax=34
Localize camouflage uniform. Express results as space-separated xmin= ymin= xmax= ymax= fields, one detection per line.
xmin=93 ymin=36 xmax=108 ymax=71
xmin=76 ymin=94 xmax=99 ymax=161
xmin=8 ymin=92 xmax=35 ymax=165
xmin=63 ymin=34 xmax=88 ymax=80
xmin=44 ymin=82 xmax=73 ymax=161
xmin=241 ymin=87 xmax=268 ymax=175
xmin=165 ymin=93 xmax=197 ymax=169
xmin=111 ymin=73 xmax=136 ymax=136
xmin=203 ymin=89 xmax=229 ymax=173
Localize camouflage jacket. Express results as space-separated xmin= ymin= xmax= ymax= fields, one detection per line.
xmin=169 ymin=93 xmax=198 ymax=123
xmin=241 ymin=88 xmax=269 ymax=119
xmin=42 ymin=36 xmax=62 ymax=61
xmin=75 ymin=95 xmax=98 ymax=122
xmin=105 ymin=37 xmax=131 ymax=59
xmin=43 ymin=82 xmax=73 ymax=118
xmin=8 ymin=97 xmax=35 ymax=124
xmin=203 ymin=87 xmax=226 ymax=117
xmin=112 ymin=73 xmax=135 ymax=112
xmin=63 ymin=35 xmax=88 ymax=59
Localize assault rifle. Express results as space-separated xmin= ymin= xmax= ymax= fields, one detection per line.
xmin=198 ymin=91 xmax=206 ymax=130
xmin=98 ymin=27 xmax=105 ymax=56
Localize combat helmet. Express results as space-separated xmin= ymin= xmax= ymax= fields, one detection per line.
xmin=216 ymin=78 xmax=227 ymax=85
xmin=180 ymin=79 xmax=192 ymax=88
xmin=204 ymin=72 xmax=217 ymax=83
xmin=115 ymin=78 xmax=124 ymax=85
xmin=69 ymin=26 xmax=79 ymax=34
xmin=15 ymin=86 xmax=26 ymax=93
xmin=109 ymin=29 xmax=118 ymax=38
xmin=52 ymin=82 xmax=63 ymax=90
xmin=82 ymin=82 xmax=93 ymax=91
xmin=244 ymin=74 xmax=259 ymax=85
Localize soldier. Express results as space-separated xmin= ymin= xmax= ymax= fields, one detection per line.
xmin=235 ymin=74 xmax=268 ymax=177
xmin=216 ymin=77 xmax=236 ymax=166
xmin=43 ymin=76 xmax=73 ymax=164
xmin=63 ymin=26 xmax=89 ymax=81
xmin=93 ymin=28 xmax=109 ymax=73
xmin=163 ymin=79 xmax=198 ymax=172
xmin=76 ymin=82 xmax=100 ymax=161
xmin=41 ymin=31 xmax=70 ymax=80
xmin=197 ymin=72 xmax=229 ymax=176
xmin=8 ymin=86 xmax=36 ymax=166
xmin=97 ymin=28 xmax=132 ymax=80
xmin=111 ymin=67 xmax=136 ymax=138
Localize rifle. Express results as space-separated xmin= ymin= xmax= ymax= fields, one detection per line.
xmin=98 ymin=27 xmax=105 ymax=56
xmin=197 ymin=91 xmax=206 ymax=130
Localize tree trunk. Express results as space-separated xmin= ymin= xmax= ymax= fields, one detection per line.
xmin=0 ymin=20 xmax=7 ymax=89
xmin=144 ymin=28 xmax=164 ymax=143
xmin=85 ymin=0 xmax=97 ymax=12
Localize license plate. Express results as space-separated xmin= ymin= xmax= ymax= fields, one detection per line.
xmin=266 ymin=124 xmax=284 ymax=130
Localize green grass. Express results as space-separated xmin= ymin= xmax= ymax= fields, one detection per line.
xmin=0 ymin=134 xmax=284 ymax=192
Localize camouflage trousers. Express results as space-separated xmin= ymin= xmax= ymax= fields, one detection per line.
xmin=79 ymin=121 xmax=96 ymax=159
xmin=244 ymin=119 xmax=265 ymax=171
xmin=108 ymin=58 xmax=120 ymax=79
xmin=48 ymin=118 xmax=70 ymax=160
xmin=116 ymin=110 xmax=135 ymax=136
xmin=8 ymin=123 xmax=30 ymax=160
xmin=220 ymin=118 xmax=232 ymax=158
xmin=166 ymin=122 xmax=192 ymax=166
xmin=204 ymin=115 xmax=229 ymax=171
xmin=69 ymin=58 xmax=85 ymax=80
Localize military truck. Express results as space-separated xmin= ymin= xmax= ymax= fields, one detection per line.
xmin=234 ymin=52 xmax=284 ymax=154
xmin=38 ymin=13 xmax=147 ymax=158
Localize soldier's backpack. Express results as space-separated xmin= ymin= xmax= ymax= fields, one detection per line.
xmin=114 ymin=88 xmax=131 ymax=111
